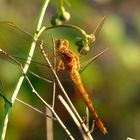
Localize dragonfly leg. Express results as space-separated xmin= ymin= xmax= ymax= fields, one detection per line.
xmin=57 ymin=60 xmax=65 ymax=71
xmin=89 ymin=120 xmax=95 ymax=133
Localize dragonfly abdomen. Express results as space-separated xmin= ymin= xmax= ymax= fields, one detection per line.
xmin=70 ymin=71 xmax=108 ymax=134
xmin=58 ymin=39 xmax=107 ymax=134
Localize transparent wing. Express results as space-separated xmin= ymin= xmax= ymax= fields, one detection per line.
xmin=0 ymin=21 xmax=59 ymax=81
xmin=0 ymin=48 xmax=71 ymax=83
xmin=0 ymin=21 xmax=54 ymax=59
xmin=79 ymin=48 xmax=109 ymax=73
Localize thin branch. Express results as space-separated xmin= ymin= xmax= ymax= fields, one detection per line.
xmin=25 ymin=75 xmax=75 ymax=140
xmin=46 ymin=82 xmax=55 ymax=140
xmin=45 ymin=36 xmax=57 ymax=140
xmin=89 ymin=121 xmax=95 ymax=134
xmin=52 ymin=35 xmax=57 ymax=71
xmin=15 ymin=98 xmax=56 ymax=120
xmin=46 ymin=107 xmax=54 ymax=140
xmin=28 ymin=70 xmax=53 ymax=84
xmin=58 ymin=95 xmax=93 ymax=140
xmin=86 ymin=107 xmax=89 ymax=129
xmin=51 ymin=36 xmax=57 ymax=109
xmin=52 ymin=82 xmax=56 ymax=109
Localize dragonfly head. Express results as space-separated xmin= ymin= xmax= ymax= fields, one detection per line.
xmin=55 ymin=39 xmax=69 ymax=53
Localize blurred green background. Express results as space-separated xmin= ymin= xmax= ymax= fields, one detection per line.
xmin=0 ymin=0 xmax=140 ymax=139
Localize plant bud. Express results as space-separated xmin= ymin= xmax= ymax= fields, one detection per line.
xmin=59 ymin=7 xmax=71 ymax=21
xmin=50 ymin=15 xmax=62 ymax=25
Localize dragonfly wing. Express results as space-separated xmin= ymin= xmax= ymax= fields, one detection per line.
xmin=0 ymin=21 xmax=50 ymax=57
xmin=79 ymin=48 xmax=109 ymax=73
xmin=0 ymin=49 xmax=71 ymax=83
xmin=0 ymin=22 xmax=71 ymax=83
xmin=0 ymin=21 xmax=33 ymax=55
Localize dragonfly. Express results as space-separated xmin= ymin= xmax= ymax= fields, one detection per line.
xmin=53 ymin=39 xmax=108 ymax=134
xmin=0 ymin=21 xmax=108 ymax=134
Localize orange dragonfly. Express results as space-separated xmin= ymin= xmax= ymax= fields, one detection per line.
xmin=0 ymin=21 xmax=108 ymax=134
xmin=54 ymin=39 xmax=107 ymax=134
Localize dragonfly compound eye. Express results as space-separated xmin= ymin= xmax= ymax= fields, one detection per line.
xmin=78 ymin=44 xmax=90 ymax=55
xmin=62 ymin=40 xmax=69 ymax=48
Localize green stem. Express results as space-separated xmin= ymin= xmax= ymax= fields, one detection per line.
xmin=39 ymin=24 xmax=87 ymax=38
xmin=60 ymin=0 xmax=63 ymax=7
xmin=0 ymin=0 xmax=50 ymax=140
